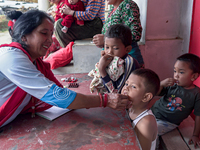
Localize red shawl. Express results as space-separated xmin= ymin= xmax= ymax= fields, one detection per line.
xmin=0 ymin=42 xmax=63 ymax=127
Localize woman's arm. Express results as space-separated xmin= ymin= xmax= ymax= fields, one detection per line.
xmin=68 ymin=92 xmax=129 ymax=110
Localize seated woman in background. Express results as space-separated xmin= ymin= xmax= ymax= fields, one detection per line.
xmin=0 ymin=10 xmax=129 ymax=128
xmin=53 ymin=0 xmax=105 ymax=48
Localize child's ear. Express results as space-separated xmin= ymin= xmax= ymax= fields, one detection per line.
xmin=125 ymin=45 xmax=132 ymax=54
xmin=191 ymin=73 xmax=199 ymax=81
xmin=142 ymin=93 xmax=153 ymax=102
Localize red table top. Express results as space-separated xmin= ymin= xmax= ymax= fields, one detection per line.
xmin=0 ymin=73 xmax=141 ymax=150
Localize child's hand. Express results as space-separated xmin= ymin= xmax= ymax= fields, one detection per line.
xmin=188 ymin=135 xmax=200 ymax=149
xmin=98 ymin=54 xmax=113 ymax=77
xmin=161 ymin=78 xmax=176 ymax=87
xmin=60 ymin=5 xmax=72 ymax=15
xmin=101 ymin=50 xmax=105 ymax=56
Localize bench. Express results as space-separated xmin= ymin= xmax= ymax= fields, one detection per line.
xmin=160 ymin=115 xmax=195 ymax=150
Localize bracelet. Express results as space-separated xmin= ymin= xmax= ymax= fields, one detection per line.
xmin=99 ymin=93 xmax=103 ymax=107
xmin=103 ymin=93 xmax=108 ymax=107
xmin=73 ymin=11 xmax=75 ymax=17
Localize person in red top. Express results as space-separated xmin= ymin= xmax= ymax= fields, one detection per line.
xmin=50 ymin=0 xmax=85 ymax=33
xmin=61 ymin=0 xmax=84 ymax=33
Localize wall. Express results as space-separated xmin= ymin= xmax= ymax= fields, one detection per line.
xmin=134 ymin=0 xmax=147 ymax=44
xmin=189 ymin=0 xmax=200 ymax=86
xmin=137 ymin=0 xmax=193 ymax=80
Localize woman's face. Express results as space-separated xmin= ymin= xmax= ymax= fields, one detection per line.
xmin=24 ymin=18 xmax=54 ymax=61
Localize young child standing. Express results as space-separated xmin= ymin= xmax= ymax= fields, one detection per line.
xmin=122 ymin=68 xmax=160 ymax=150
xmin=89 ymin=24 xmax=140 ymax=93
xmin=151 ymin=53 xmax=200 ymax=148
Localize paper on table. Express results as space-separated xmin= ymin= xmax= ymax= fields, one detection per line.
xmin=36 ymin=106 xmax=71 ymax=121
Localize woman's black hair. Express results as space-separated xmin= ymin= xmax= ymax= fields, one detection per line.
xmin=6 ymin=10 xmax=23 ymax=36
xmin=7 ymin=9 xmax=54 ymax=50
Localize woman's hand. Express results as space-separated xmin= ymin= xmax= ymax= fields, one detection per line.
xmin=60 ymin=5 xmax=73 ymax=16
xmin=93 ymin=34 xmax=104 ymax=48
xmin=107 ymin=93 xmax=130 ymax=110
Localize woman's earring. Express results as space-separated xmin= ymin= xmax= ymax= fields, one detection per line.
xmin=21 ymin=36 xmax=26 ymax=42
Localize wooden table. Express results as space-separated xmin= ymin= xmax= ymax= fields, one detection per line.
xmin=0 ymin=73 xmax=141 ymax=150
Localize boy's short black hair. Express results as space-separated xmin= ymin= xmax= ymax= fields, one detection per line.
xmin=132 ymin=68 xmax=160 ymax=96
xmin=105 ymin=24 xmax=132 ymax=47
xmin=177 ymin=53 xmax=200 ymax=74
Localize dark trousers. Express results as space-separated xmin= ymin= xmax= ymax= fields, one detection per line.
xmin=54 ymin=17 xmax=103 ymax=48
xmin=129 ymin=41 xmax=144 ymax=65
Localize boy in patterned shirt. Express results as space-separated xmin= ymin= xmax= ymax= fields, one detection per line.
xmin=89 ymin=24 xmax=140 ymax=94
xmin=93 ymin=0 xmax=144 ymax=67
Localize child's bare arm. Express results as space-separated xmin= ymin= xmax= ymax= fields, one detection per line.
xmin=135 ymin=115 xmax=157 ymax=150
xmin=188 ymin=115 xmax=200 ymax=148
xmin=156 ymin=78 xmax=176 ymax=95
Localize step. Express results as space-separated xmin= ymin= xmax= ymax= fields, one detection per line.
xmin=52 ymin=38 xmax=102 ymax=75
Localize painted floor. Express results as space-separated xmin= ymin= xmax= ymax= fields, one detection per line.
xmin=0 ymin=73 xmax=141 ymax=150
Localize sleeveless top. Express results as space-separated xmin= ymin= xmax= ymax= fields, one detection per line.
xmin=132 ymin=109 xmax=157 ymax=150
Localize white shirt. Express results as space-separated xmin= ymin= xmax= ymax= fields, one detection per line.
xmin=0 ymin=46 xmax=76 ymax=127
xmin=132 ymin=109 xmax=157 ymax=150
